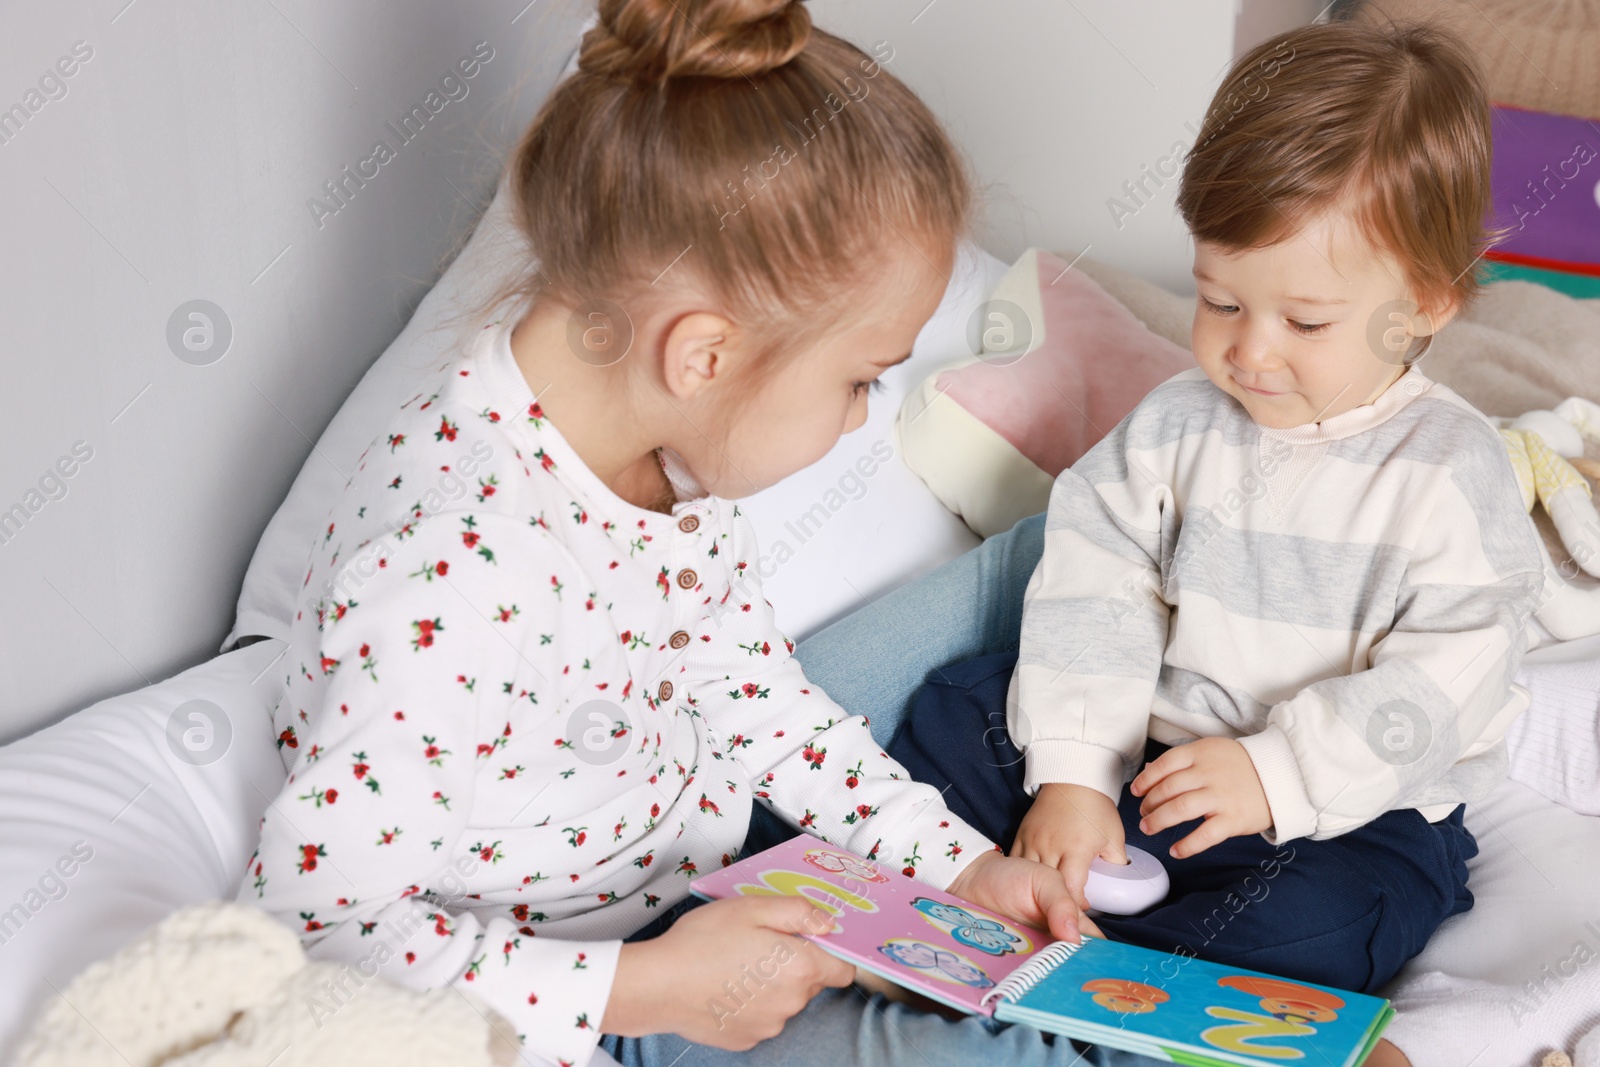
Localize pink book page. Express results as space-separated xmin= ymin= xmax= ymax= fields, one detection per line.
xmin=690 ymin=836 xmax=1051 ymax=1016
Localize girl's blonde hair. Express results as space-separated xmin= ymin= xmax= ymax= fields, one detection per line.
xmin=1177 ymin=19 xmax=1499 ymax=331
xmin=480 ymin=0 xmax=974 ymax=371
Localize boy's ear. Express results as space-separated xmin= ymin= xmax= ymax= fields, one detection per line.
xmin=1412 ymin=290 xmax=1460 ymax=339
xmin=660 ymin=311 xmax=734 ymax=402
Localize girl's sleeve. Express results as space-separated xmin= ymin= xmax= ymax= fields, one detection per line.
xmin=687 ymin=512 xmax=992 ymax=891
xmin=1007 ymin=403 xmax=1176 ymax=805
xmin=1235 ymin=436 xmax=1548 ymax=843
xmin=236 ymin=510 xmax=618 ymax=1067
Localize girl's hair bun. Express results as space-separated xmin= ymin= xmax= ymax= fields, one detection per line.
xmin=579 ymin=0 xmax=811 ymax=84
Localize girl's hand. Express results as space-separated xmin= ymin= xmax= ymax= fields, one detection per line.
xmin=601 ymin=895 xmax=854 ymax=1051
xmin=946 ymin=849 xmax=1105 ymax=946
xmin=1130 ymin=737 xmax=1272 ymax=858
xmin=1011 ymin=782 xmax=1128 ymax=914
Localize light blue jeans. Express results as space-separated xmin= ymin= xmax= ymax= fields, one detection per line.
xmin=600 ymin=512 xmax=1167 ymax=1067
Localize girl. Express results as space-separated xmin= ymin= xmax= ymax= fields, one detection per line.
xmin=239 ymin=1 xmax=1166 ymax=1065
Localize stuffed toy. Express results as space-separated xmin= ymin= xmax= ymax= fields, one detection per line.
xmin=1496 ymin=397 xmax=1600 ymax=579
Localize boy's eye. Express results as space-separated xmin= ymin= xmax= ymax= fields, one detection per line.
xmin=1200 ymin=297 xmax=1237 ymax=317
xmin=851 ymin=379 xmax=885 ymax=398
xmin=1289 ymin=320 xmax=1330 ymax=336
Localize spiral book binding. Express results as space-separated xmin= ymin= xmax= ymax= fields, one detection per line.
xmin=978 ymin=936 xmax=1088 ymax=1010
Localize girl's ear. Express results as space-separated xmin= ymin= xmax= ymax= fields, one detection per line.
xmin=660 ymin=310 xmax=735 ymax=402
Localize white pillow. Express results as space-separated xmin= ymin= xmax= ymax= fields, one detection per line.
xmin=0 ymin=638 xmax=289 ymax=1054
xmin=223 ymin=181 xmax=1007 ymax=652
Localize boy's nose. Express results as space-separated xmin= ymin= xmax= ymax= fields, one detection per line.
xmin=1228 ymin=332 xmax=1280 ymax=373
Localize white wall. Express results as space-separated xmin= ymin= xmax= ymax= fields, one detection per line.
xmin=809 ymin=0 xmax=1237 ymax=295
xmin=0 ymin=0 xmax=591 ymax=743
xmin=0 ymin=1 xmax=1323 ymax=743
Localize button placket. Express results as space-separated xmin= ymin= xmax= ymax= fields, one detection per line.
xmin=654 ymin=509 xmax=704 ymax=709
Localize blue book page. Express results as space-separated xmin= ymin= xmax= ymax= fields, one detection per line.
xmin=993 ymin=936 xmax=1392 ymax=1067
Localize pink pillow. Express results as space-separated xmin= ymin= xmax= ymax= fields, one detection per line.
xmin=941 ymin=249 xmax=1192 ymax=475
xmin=896 ymin=248 xmax=1193 ymax=536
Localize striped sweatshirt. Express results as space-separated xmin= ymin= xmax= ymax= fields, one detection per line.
xmin=1006 ymin=365 xmax=1548 ymax=843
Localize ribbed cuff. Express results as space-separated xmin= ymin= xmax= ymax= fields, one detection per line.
xmin=1023 ymin=739 xmax=1124 ymax=806
xmin=1237 ymin=725 xmax=1319 ymax=844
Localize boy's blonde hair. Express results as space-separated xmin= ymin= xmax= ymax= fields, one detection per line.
xmin=1177 ymin=20 xmax=1497 ymax=328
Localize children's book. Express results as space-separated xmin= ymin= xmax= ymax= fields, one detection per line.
xmin=691 ymin=835 xmax=1394 ymax=1067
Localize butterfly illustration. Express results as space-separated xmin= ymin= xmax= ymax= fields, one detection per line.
xmin=911 ymin=897 xmax=1026 ymax=956
xmin=878 ymin=939 xmax=995 ymax=989
xmin=801 ymin=848 xmax=890 ymax=884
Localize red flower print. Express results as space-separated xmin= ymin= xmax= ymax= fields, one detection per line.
xmin=903 ymin=867 xmax=916 ymax=878
xmin=435 ymin=415 xmax=458 ymax=442
xmin=324 ymin=789 xmax=338 ymax=804
xmin=422 ymin=735 xmax=451 ymax=766
xmin=435 ymin=561 xmax=449 ymax=576
xmin=802 ymin=745 xmax=826 ymax=770
xmin=297 ymin=843 xmax=326 ymax=874
xmin=410 ymin=617 xmax=444 ymax=650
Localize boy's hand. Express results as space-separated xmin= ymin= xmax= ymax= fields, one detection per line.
xmin=1131 ymin=736 xmax=1272 ymax=858
xmin=1010 ymin=782 xmax=1127 ymax=913
xmin=946 ymin=849 xmax=1104 ymax=945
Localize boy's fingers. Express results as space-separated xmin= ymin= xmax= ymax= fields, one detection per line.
xmin=1099 ymin=840 xmax=1129 ymax=866
xmin=1138 ymin=769 xmax=1202 ymax=819
xmin=1142 ymin=787 xmax=1214 ymax=836
xmin=1172 ymin=816 xmax=1230 ymax=859
xmin=1135 ymin=747 xmax=1194 ymax=794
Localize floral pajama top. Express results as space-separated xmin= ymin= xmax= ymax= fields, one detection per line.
xmin=237 ymin=312 xmax=992 ymax=1067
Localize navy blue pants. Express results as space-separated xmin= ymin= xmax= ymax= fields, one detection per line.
xmin=885 ymin=650 xmax=1479 ymax=996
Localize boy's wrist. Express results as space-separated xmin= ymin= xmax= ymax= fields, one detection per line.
xmin=1023 ymin=740 xmax=1123 ymax=804
xmin=1236 ymin=725 xmax=1318 ymax=843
